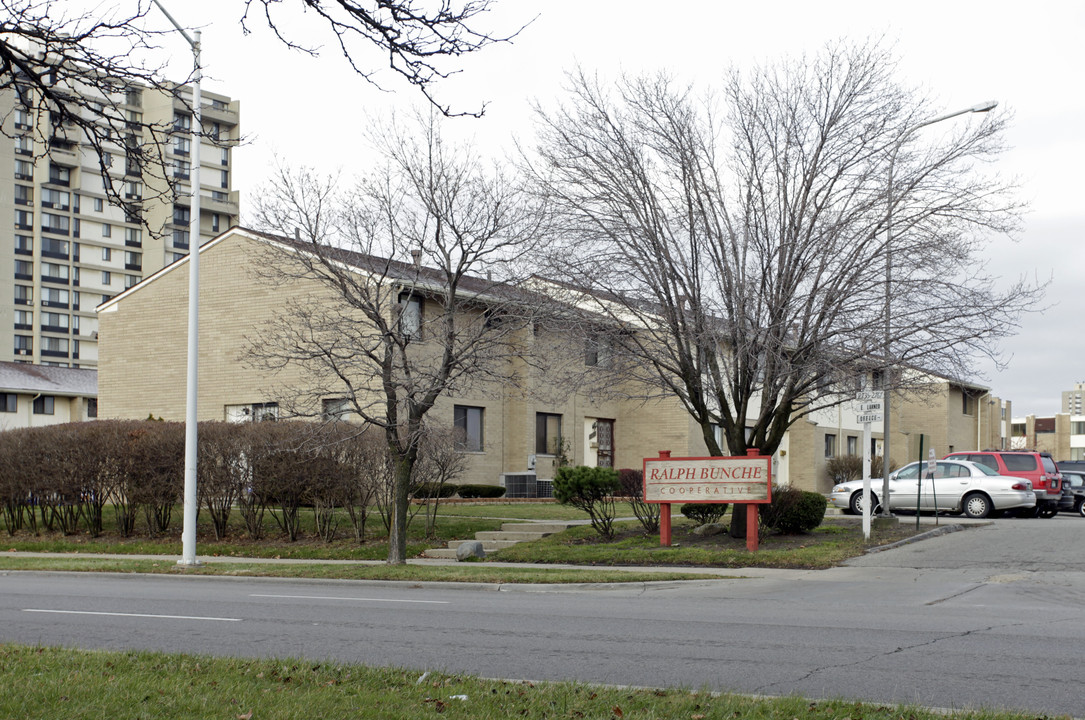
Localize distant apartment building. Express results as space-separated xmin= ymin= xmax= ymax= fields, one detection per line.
xmin=1062 ymin=382 xmax=1085 ymax=415
xmin=1010 ymin=414 xmax=1085 ymax=461
xmin=0 ymin=64 xmax=239 ymax=369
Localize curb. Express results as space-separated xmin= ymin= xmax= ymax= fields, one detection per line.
xmin=863 ymin=523 xmax=967 ymax=553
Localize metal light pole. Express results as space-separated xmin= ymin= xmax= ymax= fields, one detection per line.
xmin=881 ymin=101 xmax=997 ymax=515
xmin=152 ymin=0 xmax=202 ymax=565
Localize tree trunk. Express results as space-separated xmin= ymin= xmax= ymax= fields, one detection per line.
xmin=386 ymin=454 xmax=412 ymax=564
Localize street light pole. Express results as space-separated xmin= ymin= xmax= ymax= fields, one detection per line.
xmin=881 ymin=101 xmax=997 ymax=515
xmin=151 ymin=0 xmax=201 ymax=565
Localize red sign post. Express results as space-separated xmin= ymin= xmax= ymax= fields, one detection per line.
xmin=643 ymin=450 xmax=772 ymax=551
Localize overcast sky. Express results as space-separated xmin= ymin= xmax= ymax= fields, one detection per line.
xmin=128 ymin=0 xmax=1083 ymax=418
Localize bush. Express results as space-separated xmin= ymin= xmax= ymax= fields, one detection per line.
xmin=618 ymin=468 xmax=659 ymax=533
xmin=680 ymin=503 xmax=729 ymax=526
xmin=553 ymin=465 xmax=620 ymax=539
xmin=760 ymin=486 xmax=826 ymax=534
xmin=413 ymin=482 xmax=459 ymax=499
xmin=457 ymin=484 xmax=507 ymax=499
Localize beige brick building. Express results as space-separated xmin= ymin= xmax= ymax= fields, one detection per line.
xmin=98 ymin=227 xmax=1009 ymax=491
xmin=1010 ymin=414 xmax=1085 ymax=461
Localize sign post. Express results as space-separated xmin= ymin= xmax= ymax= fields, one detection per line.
xmin=644 ymin=450 xmax=772 ymax=552
xmin=855 ymin=389 xmax=883 ymax=539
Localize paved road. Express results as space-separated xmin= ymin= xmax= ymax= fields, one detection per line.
xmin=2 ymin=515 xmax=1083 ymax=717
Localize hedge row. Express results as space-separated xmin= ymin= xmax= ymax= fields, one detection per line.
xmin=0 ymin=420 xmax=475 ymax=542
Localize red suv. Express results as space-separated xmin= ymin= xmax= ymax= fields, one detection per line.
xmin=943 ymin=451 xmax=1062 ymax=517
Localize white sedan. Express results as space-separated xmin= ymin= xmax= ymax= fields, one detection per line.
xmin=829 ymin=459 xmax=1035 ymax=519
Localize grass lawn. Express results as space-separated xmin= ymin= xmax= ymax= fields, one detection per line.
xmin=0 ymin=645 xmax=1049 ymax=720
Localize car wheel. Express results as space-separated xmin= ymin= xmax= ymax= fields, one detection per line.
xmin=1077 ymin=499 xmax=1085 ymax=518
xmin=962 ymin=492 xmax=991 ymax=519
xmin=1038 ymin=505 xmax=1058 ymax=519
xmin=849 ymin=490 xmax=879 ymax=515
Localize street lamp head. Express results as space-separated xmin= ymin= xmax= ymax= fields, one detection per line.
xmin=970 ymin=100 xmax=998 ymax=113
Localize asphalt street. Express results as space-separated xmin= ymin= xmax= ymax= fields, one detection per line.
xmin=2 ymin=515 xmax=1084 ymax=717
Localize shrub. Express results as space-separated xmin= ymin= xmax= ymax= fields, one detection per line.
xmin=553 ymin=465 xmax=620 ymax=539
xmin=760 ymin=486 xmax=826 ymax=534
xmin=618 ymin=468 xmax=658 ymax=533
xmin=413 ymin=482 xmax=459 ymax=499
xmin=680 ymin=503 xmax=729 ymax=526
xmin=457 ymin=484 xmax=507 ymax=499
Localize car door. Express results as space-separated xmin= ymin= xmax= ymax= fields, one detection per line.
xmin=921 ymin=462 xmax=971 ymax=512
xmin=890 ymin=462 xmax=921 ymax=510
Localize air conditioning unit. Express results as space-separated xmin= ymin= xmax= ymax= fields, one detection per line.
xmin=15 ymin=349 xmax=29 ymax=355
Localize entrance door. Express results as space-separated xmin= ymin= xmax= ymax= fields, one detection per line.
xmin=596 ymin=420 xmax=614 ymax=468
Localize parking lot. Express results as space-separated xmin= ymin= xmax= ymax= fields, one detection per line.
xmin=847 ymin=512 xmax=1085 ymax=572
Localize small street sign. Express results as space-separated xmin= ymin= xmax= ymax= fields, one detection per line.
xmin=855 ymin=391 xmax=881 ymax=402
xmin=856 ymin=413 xmax=883 ymax=424
xmin=859 ymin=401 xmax=883 ymax=412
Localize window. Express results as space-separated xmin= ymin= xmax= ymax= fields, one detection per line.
xmin=14 ymin=185 xmax=32 ymax=205
xmin=225 ymin=402 xmax=279 ymax=423
xmin=173 ymin=136 xmax=190 ymax=155
xmin=42 ymin=237 xmax=69 ymax=258
xmin=15 ymin=286 xmax=33 ymax=305
xmin=94 ymin=197 xmax=104 ymax=212
xmin=846 ymin=436 xmax=858 ymax=456
xmin=32 ymin=396 xmax=55 ymax=415
xmin=1072 ymin=422 xmax=1085 ymax=435
xmin=124 ymin=227 xmax=141 ymax=246
xmin=962 ymin=392 xmax=976 ymax=416
xmin=824 ymin=434 xmax=837 ymax=458
xmin=0 ymin=394 xmax=16 ymax=413
xmin=41 ymin=337 xmax=68 ymax=356
xmin=41 ymin=263 xmax=69 ymax=282
xmin=585 ymin=339 xmax=610 ymax=367
xmin=42 ymin=287 xmax=69 ymax=307
xmin=41 ymin=213 xmax=70 ymax=235
xmin=14 ymin=107 xmax=30 ymax=129
xmin=102 ymin=271 xmax=112 ymax=286
xmin=125 ymin=251 xmax=141 ymax=270
xmin=14 ymin=210 xmax=33 ymax=230
xmin=14 ymin=260 xmax=32 ymax=279
xmin=321 ymin=398 xmax=352 ymax=421
xmin=124 ymin=181 xmax=142 ymax=200
xmin=41 ymin=188 xmax=69 ymax=210
xmin=102 ymin=223 xmax=112 ymax=238
xmin=220 ymin=147 xmax=229 ymax=165
xmin=87 ymin=398 xmax=98 ymax=418
xmin=14 ymin=159 xmax=33 ymax=180
xmin=212 ymin=213 xmax=221 ymax=233
xmin=398 ymin=292 xmax=422 ymax=339
xmin=102 ymin=247 xmax=112 ymax=262
xmin=220 ymin=169 xmax=228 ymax=188
xmin=41 ymin=312 xmax=69 ymax=331
xmin=535 ymin=412 xmax=562 ymax=456
xmin=14 ymin=310 xmax=32 ymax=329
xmin=15 ymin=235 xmax=32 ymax=254
xmin=454 ymin=405 xmax=484 ymax=452
xmin=173 ymin=112 xmax=191 ymax=131
xmin=173 ymin=205 xmax=190 ymax=225
xmin=173 ymin=229 xmax=189 ymax=249
xmin=48 ymin=164 xmax=70 ymax=185
xmin=172 ymin=159 xmax=190 ymax=179
xmin=210 ymin=122 xmax=221 ymax=140
xmin=14 ymin=335 xmax=32 ymax=355
xmin=124 ymin=274 xmax=140 ymax=288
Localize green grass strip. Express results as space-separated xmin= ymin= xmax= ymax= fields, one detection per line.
xmin=0 ymin=645 xmax=1050 ymax=720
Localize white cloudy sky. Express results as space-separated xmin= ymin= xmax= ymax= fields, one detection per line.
xmin=125 ymin=0 xmax=1083 ymax=417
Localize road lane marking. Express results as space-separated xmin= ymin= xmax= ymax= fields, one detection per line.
xmin=23 ymin=609 xmax=241 ymax=622
xmin=250 ymin=594 xmax=449 ymax=605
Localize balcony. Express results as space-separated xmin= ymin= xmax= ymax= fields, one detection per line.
xmin=203 ymin=191 xmax=239 ymax=216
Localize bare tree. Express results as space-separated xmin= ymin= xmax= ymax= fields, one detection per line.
xmin=531 ymin=41 xmax=1040 ymax=461
xmin=249 ymin=113 xmax=549 ymax=563
xmin=241 ymin=0 xmax=527 ymax=117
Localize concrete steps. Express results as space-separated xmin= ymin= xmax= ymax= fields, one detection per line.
xmin=423 ymin=521 xmax=573 ymax=559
